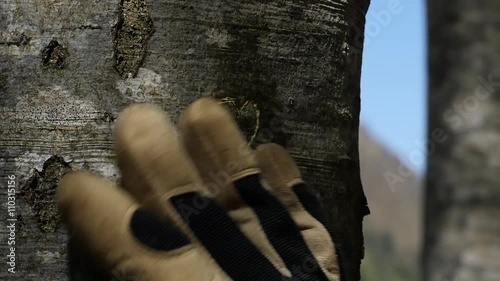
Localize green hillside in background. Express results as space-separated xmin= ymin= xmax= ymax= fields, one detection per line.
xmin=359 ymin=128 xmax=422 ymax=281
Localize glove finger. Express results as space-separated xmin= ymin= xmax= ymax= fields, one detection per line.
xmin=179 ymin=98 xmax=289 ymax=275
xmin=179 ymin=97 xmax=259 ymax=201
xmin=114 ymin=103 xmax=201 ymax=215
xmin=57 ymin=171 xmax=194 ymax=280
xmin=255 ymin=143 xmax=342 ymax=278
xmin=255 ymin=143 xmax=304 ymax=211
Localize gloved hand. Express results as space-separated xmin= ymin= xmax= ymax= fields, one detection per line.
xmin=57 ymin=98 xmax=344 ymax=281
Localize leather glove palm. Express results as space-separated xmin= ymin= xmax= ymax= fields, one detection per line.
xmin=57 ymin=98 xmax=344 ymax=281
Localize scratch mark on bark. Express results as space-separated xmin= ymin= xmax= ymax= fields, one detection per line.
xmin=0 ymin=33 xmax=31 ymax=47
xmin=218 ymin=97 xmax=260 ymax=145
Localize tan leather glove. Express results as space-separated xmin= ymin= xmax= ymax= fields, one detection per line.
xmin=57 ymin=98 xmax=344 ymax=281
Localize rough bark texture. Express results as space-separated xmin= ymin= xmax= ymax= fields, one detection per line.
xmin=0 ymin=0 xmax=369 ymax=280
xmin=425 ymin=1 xmax=500 ymax=281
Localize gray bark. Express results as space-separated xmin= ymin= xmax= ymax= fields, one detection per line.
xmin=0 ymin=0 xmax=369 ymax=280
xmin=424 ymin=1 xmax=500 ymax=281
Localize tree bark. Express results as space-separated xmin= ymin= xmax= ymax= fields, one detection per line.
xmin=0 ymin=0 xmax=369 ymax=280
xmin=425 ymin=1 xmax=500 ymax=280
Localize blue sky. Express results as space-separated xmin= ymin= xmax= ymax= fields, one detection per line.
xmin=360 ymin=0 xmax=427 ymax=174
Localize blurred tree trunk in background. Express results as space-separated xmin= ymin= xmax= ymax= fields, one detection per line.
xmin=425 ymin=1 xmax=500 ymax=281
xmin=0 ymin=0 xmax=369 ymax=280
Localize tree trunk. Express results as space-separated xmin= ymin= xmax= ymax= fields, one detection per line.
xmin=0 ymin=0 xmax=369 ymax=280
xmin=424 ymin=1 xmax=500 ymax=280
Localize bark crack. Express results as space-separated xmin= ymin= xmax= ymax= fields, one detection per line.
xmin=112 ymin=0 xmax=154 ymax=78
xmin=20 ymin=155 xmax=72 ymax=233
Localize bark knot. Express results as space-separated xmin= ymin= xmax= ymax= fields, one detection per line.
xmin=41 ymin=40 xmax=68 ymax=69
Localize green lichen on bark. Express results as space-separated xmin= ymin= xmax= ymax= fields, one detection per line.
xmin=112 ymin=0 xmax=154 ymax=78
xmin=20 ymin=155 xmax=72 ymax=233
